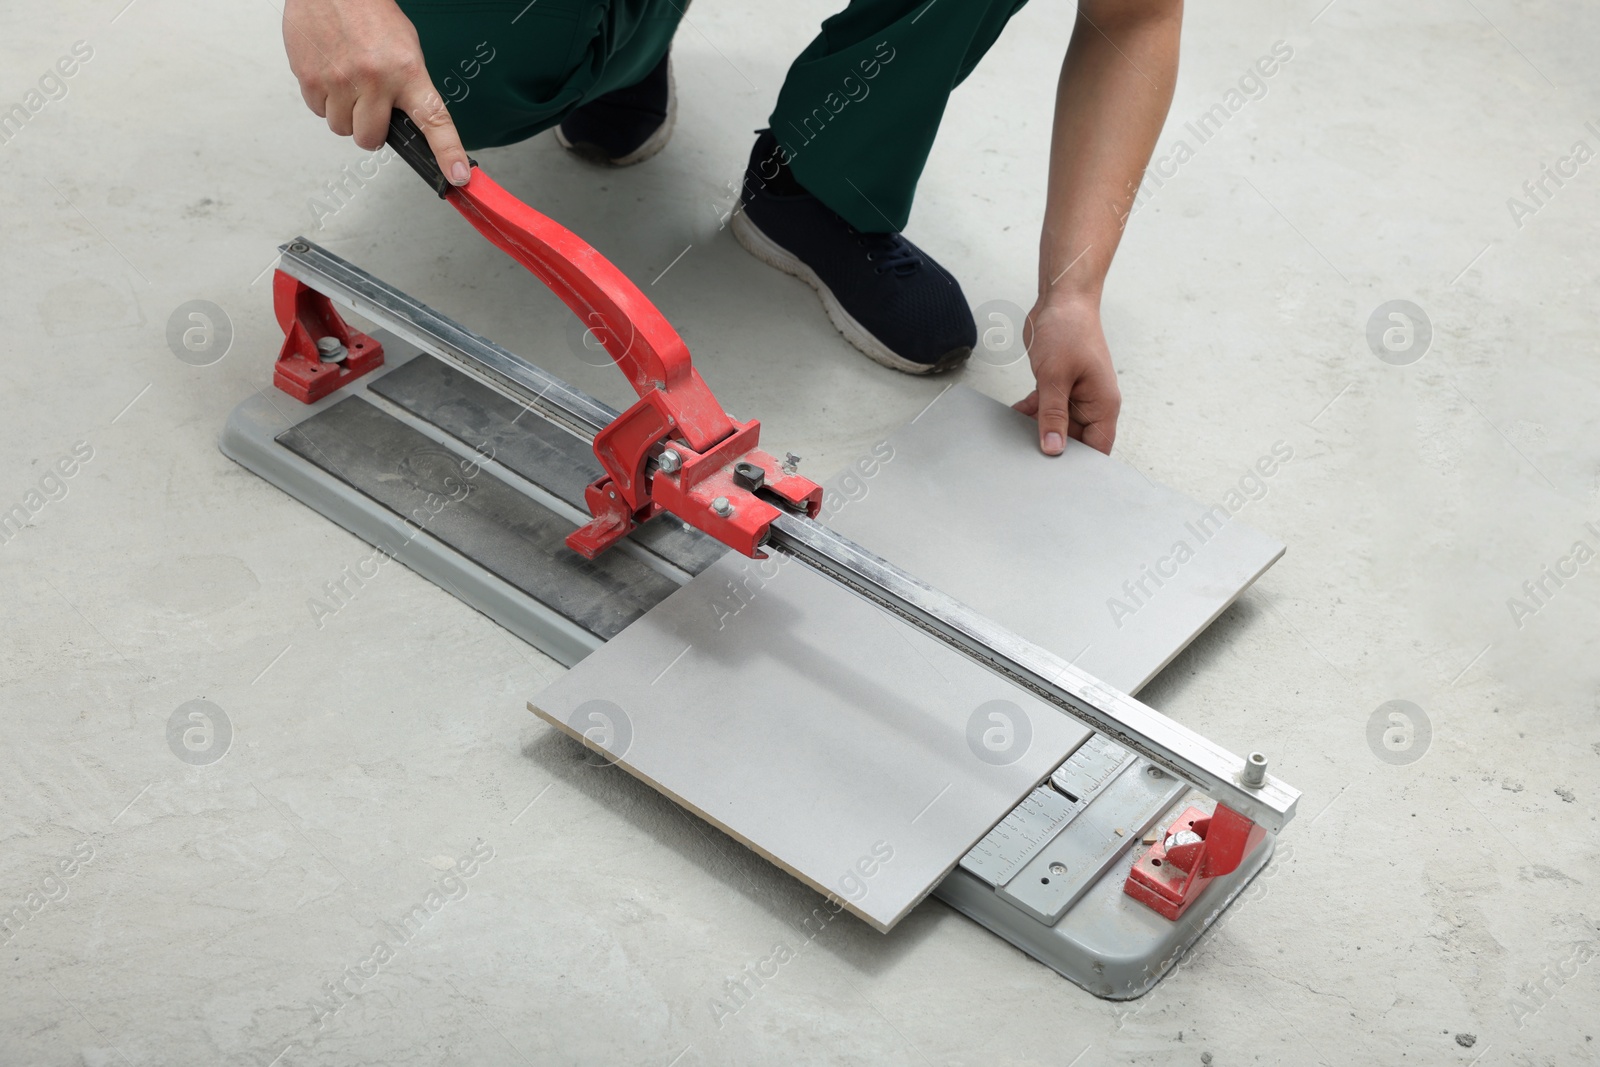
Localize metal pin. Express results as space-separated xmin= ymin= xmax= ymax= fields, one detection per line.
xmin=1241 ymin=751 xmax=1268 ymax=788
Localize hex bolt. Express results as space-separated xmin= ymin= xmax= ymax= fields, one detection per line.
xmin=711 ymin=496 xmax=733 ymax=517
xmin=1242 ymin=751 xmax=1268 ymax=788
xmin=315 ymin=336 xmax=347 ymax=363
xmin=658 ymin=449 xmax=682 ymax=474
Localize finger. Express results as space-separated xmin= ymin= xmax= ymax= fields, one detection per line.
xmin=1011 ymin=390 xmax=1040 ymax=418
xmin=324 ymin=86 xmax=357 ymax=137
xmin=397 ymin=83 xmax=471 ymax=186
xmin=351 ymin=90 xmax=393 ymax=151
xmin=1036 ymin=387 xmax=1072 ymax=456
xmin=1068 ymin=396 xmax=1120 ymax=456
xmin=1076 ymin=414 xmax=1116 ymax=455
xmin=300 ymin=82 xmax=328 ymax=119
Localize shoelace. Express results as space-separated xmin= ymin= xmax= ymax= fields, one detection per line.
xmin=857 ymin=232 xmax=923 ymax=276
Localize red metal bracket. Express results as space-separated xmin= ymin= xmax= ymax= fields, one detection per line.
xmin=435 ymin=165 xmax=820 ymax=558
xmin=272 ymin=271 xmax=384 ymax=403
xmin=1123 ymin=803 xmax=1266 ymax=921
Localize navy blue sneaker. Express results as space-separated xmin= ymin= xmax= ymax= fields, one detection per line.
xmin=556 ymin=52 xmax=675 ymax=166
xmin=731 ymin=130 xmax=974 ymax=374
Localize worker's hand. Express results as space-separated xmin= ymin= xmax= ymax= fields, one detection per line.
xmin=1011 ymin=294 xmax=1122 ymax=456
xmin=282 ymin=0 xmax=470 ymax=185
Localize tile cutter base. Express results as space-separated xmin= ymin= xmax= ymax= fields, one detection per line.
xmin=221 ymin=326 xmax=1274 ymax=1001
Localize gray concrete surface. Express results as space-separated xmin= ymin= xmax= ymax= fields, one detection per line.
xmin=2 ymin=1 xmax=1597 ymax=1064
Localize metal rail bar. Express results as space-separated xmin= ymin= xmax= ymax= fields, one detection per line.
xmin=275 ymin=238 xmax=1300 ymax=832
xmin=278 ymin=239 xmax=617 ymax=441
xmin=766 ymin=515 xmax=1298 ymax=830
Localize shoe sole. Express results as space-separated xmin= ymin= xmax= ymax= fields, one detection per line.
xmin=554 ymin=64 xmax=677 ymax=167
xmin=731 ymin=209 xmax=969 ymax=376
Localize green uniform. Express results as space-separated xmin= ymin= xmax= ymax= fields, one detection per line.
xmin=399 ymin=0 xmax=1029 ymax=232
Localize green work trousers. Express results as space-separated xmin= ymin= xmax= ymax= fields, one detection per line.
xmin=399 ymin=0 xmax=1030 ymax=232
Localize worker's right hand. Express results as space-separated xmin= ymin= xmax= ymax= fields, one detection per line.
xmin=1011 ymin=293 xmax=1121 ymax=456
xmin=282 ymin=0 xmax=470 ymax=185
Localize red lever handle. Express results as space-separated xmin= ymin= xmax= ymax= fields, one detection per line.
xmin=384 ymin=110 xmax=821 ymax=558
xmin=446 ymin=170 xmax=737 ymax=453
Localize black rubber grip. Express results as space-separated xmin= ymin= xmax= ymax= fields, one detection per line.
xmin=386 ymin=109 xmax=468 ymax=198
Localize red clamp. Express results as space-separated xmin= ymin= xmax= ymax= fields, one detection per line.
xmin=425 ymin=160 xmax=820 ymax=558
xmin=1123 ymin=803 xmax=1266 ymax=921
xmin=272 ymin=270 xmax=384 ymax=403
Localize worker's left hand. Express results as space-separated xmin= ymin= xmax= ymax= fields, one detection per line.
xmin=1012 ymin=294 xmax=1121 ymax=456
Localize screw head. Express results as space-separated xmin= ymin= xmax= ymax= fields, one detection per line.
xmin=1049 ymin=862 xmax=1068 ymax=876
xmin=658 ymin=449 xmax=681 ymax=474
xmin=711 ymin=496 xmax=733 ymax=517
xmin=288 ymin=241 xmax=310 ymax=253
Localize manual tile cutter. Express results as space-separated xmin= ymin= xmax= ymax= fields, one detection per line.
xmin=223 ymin=112 xmax=1301 ymax=998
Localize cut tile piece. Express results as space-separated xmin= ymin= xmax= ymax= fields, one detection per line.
xmin=530 ymin=550 xmax=1092 ymax=933
xmin=819 ymin=386 xmax=1285 ymax=695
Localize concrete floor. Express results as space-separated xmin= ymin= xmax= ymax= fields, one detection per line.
xmin=3 ymin=0 xmax=1598 ymax=1064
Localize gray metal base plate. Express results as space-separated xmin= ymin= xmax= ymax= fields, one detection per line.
xmin=938 ymin=825 xmax=1274 ymax=999
xmin=220 ymin=334 xmax=720 ymax=667
xmin=220 ymin=332 xmax=1275 ymax=999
